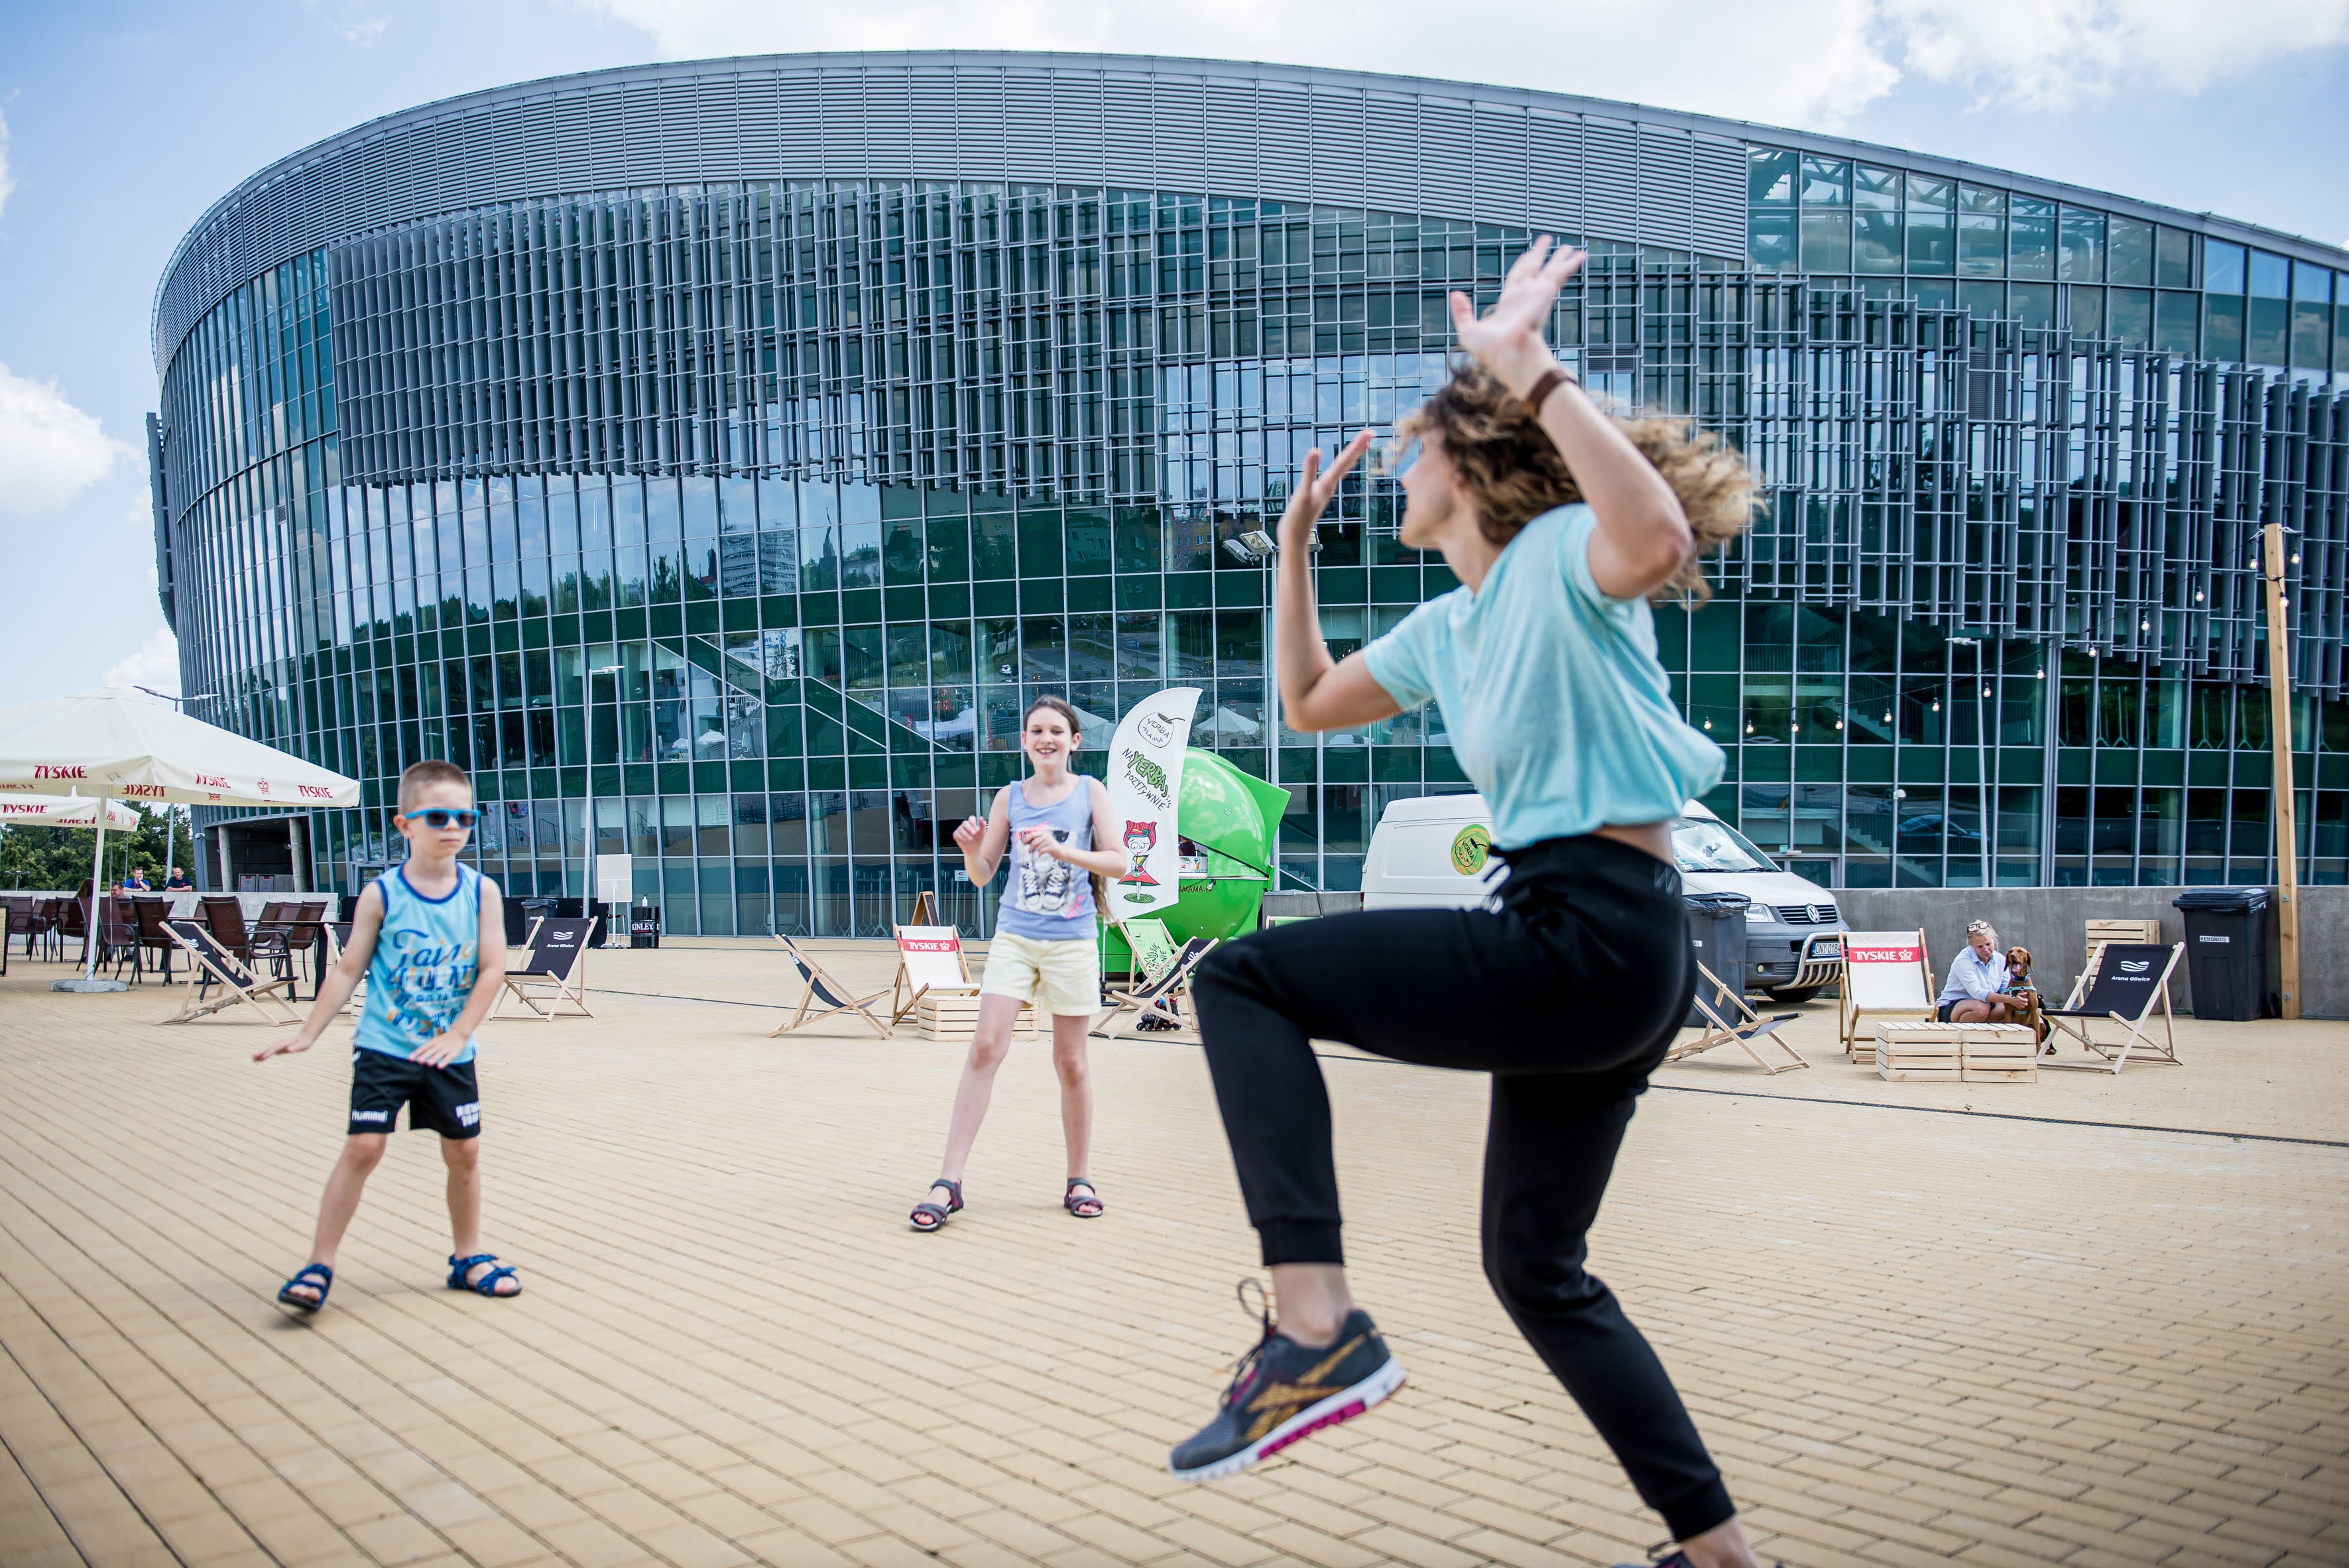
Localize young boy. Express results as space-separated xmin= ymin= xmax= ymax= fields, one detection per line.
xmin=258 ymin=759 xmax=518 ymax=1312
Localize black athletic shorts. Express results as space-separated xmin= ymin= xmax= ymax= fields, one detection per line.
xmin=348 ymin=1049 xmax=482 ymax=1139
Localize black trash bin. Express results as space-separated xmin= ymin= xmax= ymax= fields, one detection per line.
xmin=2171 ymin=886 xmax=2271 ymax=1020
xmin=629 ymin=902 xmax=662 ymax=949
xmin=1685 ymin=891 xmax=1751 ymax=1025
xmin=505 ymin=896 xmax=560 ymax=946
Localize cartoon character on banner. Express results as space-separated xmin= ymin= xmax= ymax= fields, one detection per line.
xmin=1120 ymin=821 xmax=1159 ymax=886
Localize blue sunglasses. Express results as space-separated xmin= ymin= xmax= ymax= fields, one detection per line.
xmin=401 ymin=808 xmax=479 ymax=829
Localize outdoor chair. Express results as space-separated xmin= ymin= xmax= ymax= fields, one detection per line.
xmin=158 ymin=920 xmax=304 ymax=1026
xmin=200 ymin=896 xmax=258 ymax=963
xmin=492 ymin=917 xmax=597 ymax=1021
xmin=1092 ymin=920 xmax=1217 ymax=1040
xmin=1666 ymin=962 xmax=1807 ymax=1073
xmin=33 ymin=899 xmax=63 ymax=962
xmin=277 ymin=902 xmax=330 ymax=998
xmin=52 ymin=896 xmax=91 ymax=967
xmin=2041 ymin=941 xmax=2184 ymax=1074
xmin=888 ymin=924 xmax=981 ymax=1027
xmin=0 ymin=898 xmax=36 ymax=977
xmin=324 ymin=923 xmax=368 ymax=1014
xmin=1837 ymin=929 xmax=1937 ymax=1057
xmin=769 ymin=933 xmax=892 ymax=1038
xmin=126 ymin=896 xmax=178 ymax=983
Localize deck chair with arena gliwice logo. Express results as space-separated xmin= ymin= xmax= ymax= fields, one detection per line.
xmin=889 ymin=924 xmax=980 ymax=1027
xmin=158 ymin=920 xmax=304 ymax=1026
xmin=2040 ymin=941 xmax=2184 ymax=1073
xmin=770 ymin=933 xmax=892 ymax=1038
xmin=1667 ymin=962 xmax=1807 ymax=1073
xmin=1837 ymin=930 xmax=1936 ymax=1058
xmin=493 ymin=917 xmax=597 ymax=1021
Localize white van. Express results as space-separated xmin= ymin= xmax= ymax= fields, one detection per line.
xmin=1360 ymin=793 xmax=1843 ymax=1000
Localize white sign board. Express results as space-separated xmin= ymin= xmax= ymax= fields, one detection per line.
xmin=1103 ymin=686 xmax=1200 ymax=920
xmin=896 ymin=926 xmax=973 ymax=991
xmin=595 ymin=853 xmax=634 ymax=906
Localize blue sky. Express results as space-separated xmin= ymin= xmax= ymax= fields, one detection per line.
xmin=1 ymin=0 xmax=2343 ymax=714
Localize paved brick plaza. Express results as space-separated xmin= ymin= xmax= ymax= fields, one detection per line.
xmin=1 ymin=941 xmax=2344 ymax=1567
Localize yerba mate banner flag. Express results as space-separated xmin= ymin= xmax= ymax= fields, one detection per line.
xmin=1104 ymin=687 xmax=1199 ymax=919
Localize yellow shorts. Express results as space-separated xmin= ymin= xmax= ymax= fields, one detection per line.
xmin=979 ymin=932 xmax=1102 ymax=1017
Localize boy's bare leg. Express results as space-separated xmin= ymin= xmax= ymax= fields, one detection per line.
xmin=441 ymin=1136 xmax=516 ymax=1292
xmin=287 ymin=1134 xmax=388 ymax=1305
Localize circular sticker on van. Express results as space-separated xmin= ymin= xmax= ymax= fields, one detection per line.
xmin=1449 ymin=823 xmax=1491 ymax=876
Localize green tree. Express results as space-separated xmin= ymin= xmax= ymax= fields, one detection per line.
xmin=0 ymin=806 xmax=190 ymax=892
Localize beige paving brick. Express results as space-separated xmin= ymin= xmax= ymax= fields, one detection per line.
xmin=1 ymin=955 xmax=2344 ymax=1568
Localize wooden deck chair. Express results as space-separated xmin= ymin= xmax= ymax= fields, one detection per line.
xmin=158 ymin=920 xmax=303 ymax=1025
xmin=493 ymin=918 xmax=597 ymax=1020
xmin=770 ymin=933 xmax=892 ymax=1038
xmin=2041 ymin=941 xmax=2183 ymax=1073
xmin=890 ymin=924 xmax=979 ymax=1026
xmin=1093 ymin=924 xmax=1217 ymax=1039
xmin=1837 ymin=930 xmax=1936 ymax=1057
xmin=1667 ymin=962 xmax=1807 ymax=1073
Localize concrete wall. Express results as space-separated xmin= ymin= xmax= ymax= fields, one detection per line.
xmin=1836 ymin=885 xmax=2348 ymax=1019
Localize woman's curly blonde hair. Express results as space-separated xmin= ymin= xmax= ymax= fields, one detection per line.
xmin=1392 ymin=361 xmax=1758 ymax=602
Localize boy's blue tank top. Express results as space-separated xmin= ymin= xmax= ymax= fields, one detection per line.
xmin=353 ymin=864 xmax=485 ymax=1063
xmin=996 ymin=778 xmax=1097 ymax=941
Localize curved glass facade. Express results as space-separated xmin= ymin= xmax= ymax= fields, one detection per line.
xmin=151 ymin=55 xmax=2349 ymax=927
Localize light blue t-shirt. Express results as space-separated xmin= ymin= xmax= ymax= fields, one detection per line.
xmin=1361 ymin=503 xmax=1725 ymax=848
xmin=353 ymin=864 xmax=487 ymax=1065
xmin=1937 ymin=945 xmax=2007 ymax=1006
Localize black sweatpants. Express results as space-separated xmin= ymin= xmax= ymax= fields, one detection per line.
xmin=1190 ymin=833 xmax=1735 ymax=1540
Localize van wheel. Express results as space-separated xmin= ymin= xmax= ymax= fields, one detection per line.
xmin=1763 ymin=986 xmax=1822 ymax=1004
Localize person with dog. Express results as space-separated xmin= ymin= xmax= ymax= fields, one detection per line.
xmin=907 ymin=695 xmax=1129 ymax=1233
xmin=1937 ymin=920 xmax=2031 ymax=1025
xmin=1167 ymin=237 xmax=1776 ymax=1568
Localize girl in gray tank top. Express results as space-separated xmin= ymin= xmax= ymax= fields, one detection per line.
xmin=998 ymin=773 xmax=1099 ymax=938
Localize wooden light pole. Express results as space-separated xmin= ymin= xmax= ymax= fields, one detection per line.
xmin=2264 ymin=522 xmax=2301 ymax=1020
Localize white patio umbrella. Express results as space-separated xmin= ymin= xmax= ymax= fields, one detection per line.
xmin=0 ymin=794 xmax=143 ymax=831
xmin=0 ymin=687 xmax=361 ymax=991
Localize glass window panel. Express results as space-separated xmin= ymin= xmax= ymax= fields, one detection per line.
xmin=2011 ymin=282 xmax=2056 ymax=330
xmin=1905 ymin=176 xmax=1954 ymax=274
xmin=2248 ymin=297 xmax=2288 ymax=366
xmin=1957 ymin=186 xmax=2005 ymax=278
xmin=2206 ymin=293 xmax=2245 ymax=361
xmin=2248 ymin=251 xmax=2289 ymax=298
xmin=1799 ymin=156 xmax=1850 ymax=206
xmin=1748 ymin=148 xmax=1796 ymax=206
xmin=2109 ymin=288 xmax=2149 ymax=347
xmin=2069 ymin=287 xmax=2104 ymax=338
xmin=1748 ymin=211 xmax=1797 ymax=271
xmin=2010 ymin=198 xmax=2055 ymax=280
xmin=2293 ymin=261 xmax=2334 ymax=302
xmin=2154 ymin=290 xmax=2199 ymax=355
xmin=1800 ymin=211 xmax=1851 ymax=273
xmin=2107 ymin=217 xmax=2153 ymax=285
xmin=2058 ymin=208 xmax=2105 ymax=282
xmin=1853 ymin=166 xmax=1901 ymax=274
xmin=2204 ymin=241 xmax=2246 ymax=293
xmin=1959 ymin=280 xmax=2006 ymax=320
xmin=2293 ymin=298 xmax=2331 ymax=371
xmin=2155 ymin=227 xmax=2194 ymax=289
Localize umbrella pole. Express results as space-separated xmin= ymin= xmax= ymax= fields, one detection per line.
xmin=86 ymin=806 xmax=108 ymax=981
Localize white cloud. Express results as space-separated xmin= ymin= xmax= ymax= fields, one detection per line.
xmin=103 ymin=626 xmax=180 ymax=697
xmin=0 ymin=363 xmax=128 ymax=514
xmin=0 ymin=111 xmax=15 ymax=221
xmin=577 ymin=0 xmax=2349 ymax=127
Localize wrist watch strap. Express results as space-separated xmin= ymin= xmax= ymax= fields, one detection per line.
xmin=1522 ymin=365 xmax=1574 ymax=414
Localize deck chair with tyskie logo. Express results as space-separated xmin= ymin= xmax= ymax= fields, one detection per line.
xmin=2040 ymin=941 xmax=2183 ymax=1073
xmin=158 ymin=920 xmax=304 ymax=1026
xmin=1667 ymin=961 xmax=1808 ymax=1073
xmin=770 ymin=933 xmax=892 ymax=1038
xmin=890 ymin=924 xmax=980 ymax=1027
xmin=493 ymin=918 xmax=597 ymax=1021
xmin=1837 ymin=930 xmax=1936 ymax=1057
xmin=1093 ymin=919 xmax=1217 ymax=1039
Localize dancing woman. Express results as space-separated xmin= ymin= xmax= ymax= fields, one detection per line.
xmin=1170 ymin=239 xmax=1771 ymax=1568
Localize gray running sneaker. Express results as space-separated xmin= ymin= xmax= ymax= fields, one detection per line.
xmin=1168 ymin=1284 xmax=1406 ymax=1482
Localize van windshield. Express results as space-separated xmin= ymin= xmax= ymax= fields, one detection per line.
xmin=1671 ymin=816 xmax=1778 ymax=874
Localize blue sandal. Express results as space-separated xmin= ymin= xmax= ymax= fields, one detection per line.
xmin=276 ymin=1262 xmax=333 ymax=1313
xmin=447 ymin=1253 xmax=521 ymax=1297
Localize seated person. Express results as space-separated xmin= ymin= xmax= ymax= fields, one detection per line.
xmin=122 ymin=868 xmax=151 ymax=891
xmin=1936 ymin=920 xmax=2029 ymax=1024
xmin=164 ymin=866 xmax=194 ymax=890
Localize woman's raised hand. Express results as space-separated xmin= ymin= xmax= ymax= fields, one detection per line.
xmin=1449 ymin=236 xmax=1585 ymax=392
xmin=1275 ymin=428 xmax=1374 ymax=553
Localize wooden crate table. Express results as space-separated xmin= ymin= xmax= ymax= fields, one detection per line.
xmin=1875 ymin=1022 xmax=2038 ymax=1083
xmin=916 ymin=991 xmax=1040 ymax=1042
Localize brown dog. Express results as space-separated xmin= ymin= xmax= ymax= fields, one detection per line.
xmin=2004 ymin=945 xmax=2049 ymax=1050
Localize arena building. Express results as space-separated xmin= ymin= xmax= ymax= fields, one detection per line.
xmin=151 ymin=52 xmax=2349 ymax=930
